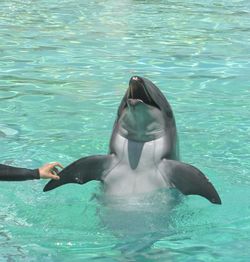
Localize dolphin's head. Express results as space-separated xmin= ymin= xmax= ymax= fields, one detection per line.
xmin=116 ymin=76 xmax=176 ymax=142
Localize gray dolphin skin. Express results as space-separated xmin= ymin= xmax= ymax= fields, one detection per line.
xmin=44 ymin=76 xmax=221 ymax=204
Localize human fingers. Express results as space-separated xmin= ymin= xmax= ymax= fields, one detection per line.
xmin=51 ymin=167 xmax=59 ymax=175
xmin=48 ymin=173 xmax=60 ymax=180
xmin=48 ymin=162 xmax=63 ymax=169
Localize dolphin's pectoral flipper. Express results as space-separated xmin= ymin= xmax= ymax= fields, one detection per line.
xmin=159 ymin=159 xmax=221 ymax=204
xmin=43 ymin=155 xmax=114 ymax=192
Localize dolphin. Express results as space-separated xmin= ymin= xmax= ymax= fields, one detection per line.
xmin=44 ymin=76 xmax=221 ymax=204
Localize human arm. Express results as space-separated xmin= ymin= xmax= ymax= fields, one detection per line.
xmin=0 ymin=162 xmax=63 ymax=181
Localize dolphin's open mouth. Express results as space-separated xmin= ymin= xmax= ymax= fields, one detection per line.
xmin=127 ymin=76 xmax=160 ymax=108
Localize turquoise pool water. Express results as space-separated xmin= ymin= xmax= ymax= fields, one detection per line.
xmin=1 ymin=0 xmax=250 ymax=261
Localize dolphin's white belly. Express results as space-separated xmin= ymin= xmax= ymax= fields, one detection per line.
xmin=103 ymin=134 xmax=168 ymax=195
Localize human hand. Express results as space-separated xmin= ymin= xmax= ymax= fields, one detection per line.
xmin=38 ymin=162 xmax=63 ymax=180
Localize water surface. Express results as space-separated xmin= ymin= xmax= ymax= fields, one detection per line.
xmin=0 ymin=0 xmax=250 ymax=261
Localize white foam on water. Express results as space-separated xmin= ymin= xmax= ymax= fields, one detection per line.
xmin=0 ymin=125 xmax=19 ymax=137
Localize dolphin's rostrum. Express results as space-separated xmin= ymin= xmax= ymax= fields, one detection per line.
xmin=44 ymin=76 xmax=221 ymax=205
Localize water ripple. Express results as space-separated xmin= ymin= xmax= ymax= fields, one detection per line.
xmin=0 ymin=0 xmax=250 ymax=261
